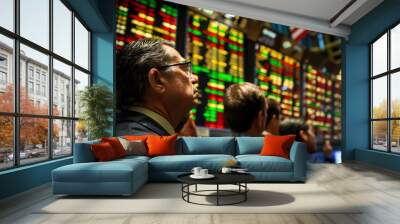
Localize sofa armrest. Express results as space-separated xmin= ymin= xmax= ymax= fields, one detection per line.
xmin=73 ymin=140 xmax=100 ymax=163
xmin=289 ymin=141 xmax=307 ymax=182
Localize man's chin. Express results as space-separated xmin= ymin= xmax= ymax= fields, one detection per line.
xmin=193 ymin=92 xmax=201 ymax=104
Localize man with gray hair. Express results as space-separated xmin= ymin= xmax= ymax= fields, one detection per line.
xmin=116 ymin=38 xmax=199 ymax=136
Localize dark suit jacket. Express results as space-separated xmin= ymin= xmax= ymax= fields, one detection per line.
xmin=116 ymin=111 xmax=170 ymax=136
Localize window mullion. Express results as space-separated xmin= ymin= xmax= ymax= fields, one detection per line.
xmin=49 ymin=0 xmax=53 ymax=160
xmin=370 ymin=45 xmax=373 ymax=149
xmin=14 ymin=0 xmax=20 ymax=167
xmin=388 ymin=29 xmax=391 ymax=152
xmin=71 ymin=11 xmax=76 ymax=155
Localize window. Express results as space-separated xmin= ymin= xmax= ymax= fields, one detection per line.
xmin=53 ymin=59 xmax=72 ymax=117
xmin=0 ymin=0 xmax=91 ymax=170
xmin=42 ymin=85 xmax=46 ymax=97
xmin=35 ymin=70 xmax=41 ymax=81
xmin=0 ymin=55 xmax=7 ymax=67
xmin=0 ymin=0 xmax=14 ymax=32
xmin=0 ymin=71 xmax=6 ymax=85
xmin=53 ymin=0 xmax=72 ymax=60
xmin=28 ymin=67 xmax=34 ymax=80
xmin=28 ymin=81 xmax=34 ymax=94
xmin=371 ymin=23 xmax=400 ymax=153
xmin=36 ymin=83 xmax=40 ymax=95
xmin=0 ymin=54 xmax=7 ymax=87
xmin=75 ymin=17 xmax=90 ymax=70
xmin=20 ymin=0 xmax=49 ymax=49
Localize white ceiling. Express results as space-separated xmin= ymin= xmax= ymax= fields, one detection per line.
xmin=166 ymin=0 xmax=384 ymax=37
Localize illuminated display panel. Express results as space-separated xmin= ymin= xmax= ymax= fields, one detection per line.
xmin=304 ymin=65 xmax=334 ymax=139
xmin=187 ymin=10 xmax=245 ymax=128
xmin=333 ymin=73 xmax=342 ymax=141
xmin=255 ymin=44 xmax=301 ymax=118
xmin=322 ymin=75 xmax=333 ymax=138
xmin=282 ymin=56 xmax=301 ymax=118
xmin=116 ymin=0 xmax=177 ymax=50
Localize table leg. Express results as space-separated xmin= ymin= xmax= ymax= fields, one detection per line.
xmin=195 ymin=184 xmax=197 ymax=192
xmin=245 ymin=183 xmax=247 ymax=201
xmin=181 ymin=184 xmax=183 ymax=199
xmin=217 ymin=184 xmax=219 ymax=206
xmin=188 ymin=184 xmax=191 ymax=202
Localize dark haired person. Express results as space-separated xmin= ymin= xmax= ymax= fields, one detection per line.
xmin=116 ymin=38 xmax=199 ymax=136
xmin=279 ymin=119 xmax=317 ymax=153
xmin=263 ymin=98 xmax=281 ymax=135
xmin=223 ymin=82 xmax=266 ymax=136
xmin=176 ymin=111 xmax=198 ymax=137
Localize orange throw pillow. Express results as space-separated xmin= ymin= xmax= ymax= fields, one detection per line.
xmin=101 ymin=137 xmax=126 ymax=158
xmin=124 ymin=135 xmax=148 ymax=141
xmin=260 ymin=135 xmax=296 ymax=159
xmin=146 ymin=135 xmax=177 ymax=157
xmin=91 ymin=142 xmax=117 ymax=161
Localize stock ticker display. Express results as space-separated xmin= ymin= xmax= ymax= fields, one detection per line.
xmin=114 ymin=0 xmax=342 ymax=141
xmin=187 ymin=10 xmax=245 ymax=128
xmin=116 ymin=0 xmax=178 ymax=50
xmin=255 ymin=45 xmax=301 ymax=118
xmin=304 ymin=65 xmax=334 ymax=138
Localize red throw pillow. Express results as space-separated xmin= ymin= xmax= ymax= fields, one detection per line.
xmin=260 ymin=135 xmax=296 ymax=159
xmin=146 ymin=135 xmax=177 ymax=157
xmin=101 ymin=137 xmax=126 ymax=158
xmin=91 ymin=142 xmax=118 ymax=161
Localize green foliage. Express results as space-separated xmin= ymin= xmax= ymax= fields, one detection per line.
xmin=79 ymin=84 xmax=113 ymax=140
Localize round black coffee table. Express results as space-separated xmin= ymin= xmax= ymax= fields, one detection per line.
xmin=177 ymin=173 xmax=255 ymax=206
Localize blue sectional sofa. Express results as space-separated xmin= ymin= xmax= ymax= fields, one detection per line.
xmin=52 ymin=137 xmax=307 ymax=196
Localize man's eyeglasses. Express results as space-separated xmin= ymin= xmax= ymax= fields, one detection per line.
xmin=157 ymin=60 xmax=192 ymax=78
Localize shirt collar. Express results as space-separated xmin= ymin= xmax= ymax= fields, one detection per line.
xmin=129 ymin=106 xmax=175 ymax=135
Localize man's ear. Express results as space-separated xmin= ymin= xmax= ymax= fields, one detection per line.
xmin=299 ymin=129 xmax=308 ymax=141
xmin=148 ymin=68 xmax=166 ymax=94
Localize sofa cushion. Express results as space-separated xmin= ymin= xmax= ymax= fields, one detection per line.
xmin=147 ymin=135 xmax=177 ymax=157
xmin=52 ymin=158 xmax=148 ymax=195
xmin=101 ymin=137 xmax=127 ymax=158
xmin=124 ymin=135 xmax=148 ymax=141
xmin=74 ymin=140 xmax=100 ymax=163
xmin=114 ymin=155 xmax=150 ymax=164
xmin=236 ymin=137 xmax=263 ymax=155
xmin=236 ymin=155 xmax=293 ymax=172
xmin=148 ymin=154 xmax=235 ymax=172
xmin=52 ymin=160 xmax=146 ymax=183
xmin=118 ymin=138 xmax=147 ymax=156
xmin=177 ymin=137 xmax=236 ymax=155
xmin=91 ymin=142 xmax=118 ymax=162
xmin=260 ymin=135 xmax=296 ymax=159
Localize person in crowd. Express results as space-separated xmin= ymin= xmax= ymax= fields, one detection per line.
xmin=223 ymin=82 xmax=267 ymax=136
xmin=263 ymin=98 xmax=281 ymax=135
xmin=176 ymin=111 xmax=198 ymax=136
xmin=279 ymin=119 xmax=317 ymax=153
xmin=322 ymin=138 xmax=334 ymax=162
xmin=116 ymin=38 xmax=199 ymax=136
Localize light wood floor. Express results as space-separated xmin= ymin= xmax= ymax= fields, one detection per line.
xmin=1 ymin=162 xmax=400 ymax=224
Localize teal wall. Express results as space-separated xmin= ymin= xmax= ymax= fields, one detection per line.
xmin=0 ymin=158 xmax=72 ymax=199
xmin=344 ymin=0 xmax=400 ymax=171
xmin=0 ymin=0 xmax=115 ymax=200
xmin=92 ymin=0 xmax=116 ymax=135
